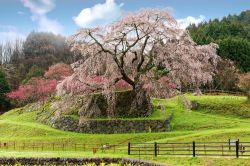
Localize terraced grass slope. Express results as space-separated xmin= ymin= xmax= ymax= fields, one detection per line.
xmin=0 ymin=94 xmax=249 ymax=165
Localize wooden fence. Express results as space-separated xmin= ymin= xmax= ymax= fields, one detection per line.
xmin=0 ymin=141 xmax=127 ymax=153
xmin=183 ymin=89 xmax=245 ymax=96
xmin=2 ymin=140 xmax=250 ymax=158
xmin=128 ymin=140 xmax=250 ymax=158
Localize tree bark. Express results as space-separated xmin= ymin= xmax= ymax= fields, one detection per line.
xmin=129 ymin=83 xmax=153 ymax=117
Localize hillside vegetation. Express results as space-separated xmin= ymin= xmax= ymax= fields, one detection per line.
xmin=188 ymin=10 xmax=250 ymax=72
xmin=0 ymin=94 xmax=249 ymax=165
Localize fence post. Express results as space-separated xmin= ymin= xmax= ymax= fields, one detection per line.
xmin=154 ymin=142 xmax=157 ymax=157
xmin=236 ymin=140 xmax=239 ymax=158
xmin=192 ymin=141 xmax=196 ymax=157
xmin=128 ymin=142 xmax=131 ymax=155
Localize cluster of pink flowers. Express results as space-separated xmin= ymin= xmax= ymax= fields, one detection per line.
xmin=44 ymin=63 xmax=73 ymax=80
xmin=7 ymin=63 xmax=74 ymax=104
xmin=115 ymin=79 xmax=132 ymax=90
xmin=7 ymin=78 xmax=57 ymax=104
xmin=58 ymin=75 xmax=133 ymax=96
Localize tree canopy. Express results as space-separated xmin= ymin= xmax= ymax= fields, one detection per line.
xmin=188 ymin=10 xmax=250 ymax=72
xmin=0 ymin=69 xmax=10 ymax=111
xmin=57 ymin=9 xmax=219 ymax=117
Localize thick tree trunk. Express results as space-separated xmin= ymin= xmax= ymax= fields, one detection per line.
xmin=129 ymin=83 xmax=153 ymax=117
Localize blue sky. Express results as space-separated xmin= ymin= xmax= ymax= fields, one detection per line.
xmin=0 ymin=0 xmax=249 ymax=43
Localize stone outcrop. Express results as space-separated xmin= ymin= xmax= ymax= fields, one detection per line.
xmin=51 ymin=91 xmax=152 ymax=119
xmin=36 ymin=91 xmax=172 ymax=134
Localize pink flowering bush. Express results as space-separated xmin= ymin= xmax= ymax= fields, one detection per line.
xmin=44 ymin=63 xmax=73 ymax=80
xmin=7 ymin=77 xmax=57 ymax=105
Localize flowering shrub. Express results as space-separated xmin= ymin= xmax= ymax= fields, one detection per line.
xmin=7 ymin=77 xmax=57 ymax=104
xmin=44 ymin=63 xmax=73 ymax=80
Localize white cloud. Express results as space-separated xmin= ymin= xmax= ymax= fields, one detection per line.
xmin=0 ymin=25 xmax=26 ymax=43
xmin=21 ymin=0 xmax=63 ymax=34
xmin=37 ymin=16 xmax=63 ymax=34
xmin=73 ymin=0 xmax=124 ymax=28
xmin=177 ymin=15 xmax=205 ymax=29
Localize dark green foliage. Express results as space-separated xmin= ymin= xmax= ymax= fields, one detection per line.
xmin=218 ymin=37 xmax=250 ymax=72
xmin=22 ymin=65 xmax=45 ymax=83
xmin=0 ymin=69 xmax=10 ymax=111
xmin=188 ymin=10 xmax=250 ymax=72
xmin=152 ymin=65 xmax=169 ymax=80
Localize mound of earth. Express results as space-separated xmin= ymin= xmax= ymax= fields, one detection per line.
xmin=51 ymin=90 xmax=152 ymax=119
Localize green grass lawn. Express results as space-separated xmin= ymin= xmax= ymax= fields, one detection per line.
xmin=0 ymin=94 xmax=250 ymax=165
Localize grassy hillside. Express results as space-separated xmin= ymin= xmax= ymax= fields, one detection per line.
xmin=0 ymin=94 xmax=249 ymax=165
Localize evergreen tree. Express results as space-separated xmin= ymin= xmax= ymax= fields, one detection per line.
xmin=188 ymin=10 xmax=250 ymax=72
xmin=0 ymin=69 xmax=10 ymax=111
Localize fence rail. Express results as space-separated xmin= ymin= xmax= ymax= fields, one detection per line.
xmin=0 ymin=141 xmax=127 ymax=153
xmin=128 ymin=140 xmax=250 ymax=158
xmin=183 ymin=89 xmax=246 ymax=96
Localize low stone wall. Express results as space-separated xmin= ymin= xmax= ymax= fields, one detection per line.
xmin=0 ymin=157 xmax=166 ymax=166
xmin=52 ymin=113 xmax=173 ymax=134
xmin=77 ymin=118 xmax=171 ymax=134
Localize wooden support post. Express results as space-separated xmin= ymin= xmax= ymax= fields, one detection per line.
xmin=193 ymin=141 xmax=196 ymax=157
xmin=128 ymin=142 xmax=131 ymax=155
xmin=154 ymin=142 xmax=157 ymax=157
xmin=236 ymin=140 xmax=239 ymax=158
